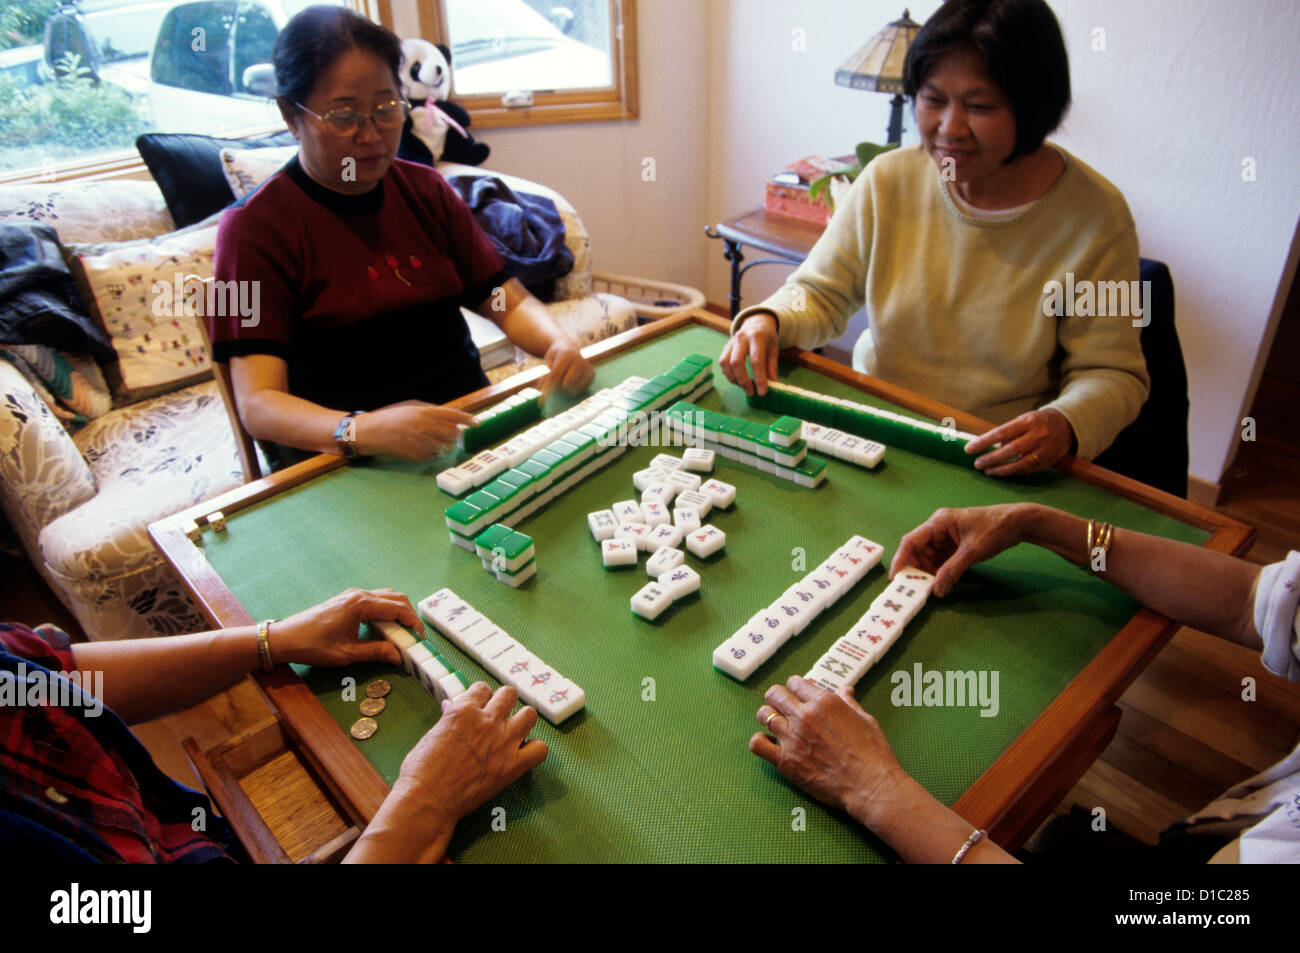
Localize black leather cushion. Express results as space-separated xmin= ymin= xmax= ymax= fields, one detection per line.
xmin=0 ymin=222 xmax=114 ymax=361
xmin=1093 ymin=259 xmax=1189 ymax=497
xmin=136 ymin=130 xmax=297 ymax=228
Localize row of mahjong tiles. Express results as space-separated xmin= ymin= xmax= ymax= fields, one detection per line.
xmin=440 ymin=358 xmax=718 ymax=542
xmin=748 ymin=381 xmax=981 ymax=469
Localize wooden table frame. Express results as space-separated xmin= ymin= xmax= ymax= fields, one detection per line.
xmin=151 ymin=310 xmax=1253 ymax=860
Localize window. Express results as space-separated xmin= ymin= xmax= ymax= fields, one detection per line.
xmin=0 ymin=0 xmax=349 ymax=180
xmin=427 ymin=0 xmax=637 ymax=128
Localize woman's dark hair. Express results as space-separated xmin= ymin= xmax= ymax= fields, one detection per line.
xmin=902 ymin=0 xmax=1071 ymax=160
xmin=273 ymin=5 xmax=403 ymax=115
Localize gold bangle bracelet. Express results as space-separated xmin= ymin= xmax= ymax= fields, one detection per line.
xmin=1087 ymin=521 xmax=1114 ymax=572
xmin=257 ymin=619 xmax=277 ymax=672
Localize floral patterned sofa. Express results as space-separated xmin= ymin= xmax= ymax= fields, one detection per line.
xmin=0 ymin=164 xmax=637 ymax=641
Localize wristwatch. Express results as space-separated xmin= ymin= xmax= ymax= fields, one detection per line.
xmin=334 ymin=410 xmax=363 ymax=460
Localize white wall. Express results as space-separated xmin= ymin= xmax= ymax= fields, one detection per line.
xmin=703 ymin=0 xmax=1300 ymax=487
xmin=481 ymin=0 xmax=1300 ymax=487
xmin=1048 ymin=0 xmax=1300 ymax=485
xmin=466 ymin=0 xmax=711 ymax=296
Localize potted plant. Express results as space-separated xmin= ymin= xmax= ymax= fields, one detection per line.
xmin=808 ymin=140 xmax=896 ymax=210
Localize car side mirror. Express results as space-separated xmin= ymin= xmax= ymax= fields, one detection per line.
xmin=243 ymin=63 xmax=276 ymax=97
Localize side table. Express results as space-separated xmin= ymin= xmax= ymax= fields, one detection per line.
xmin=705 ymin=208 xmax=825 ymax=318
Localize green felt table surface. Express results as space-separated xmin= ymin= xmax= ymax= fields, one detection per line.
xmin=200 ymin=324 xmax=1207 ymax=862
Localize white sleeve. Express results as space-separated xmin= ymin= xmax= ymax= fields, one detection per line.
xmin=1253 ymin=550 xmax=1300 ymax=682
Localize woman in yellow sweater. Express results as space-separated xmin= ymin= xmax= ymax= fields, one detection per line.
xmin=721 ymin=0 xmax=1149 ymax=476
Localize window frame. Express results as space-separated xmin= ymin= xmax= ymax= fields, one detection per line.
xmin=0 ymin=0 xmax=372 ymax=185
xmin=418 ymin=0 xmax=638 ymax=129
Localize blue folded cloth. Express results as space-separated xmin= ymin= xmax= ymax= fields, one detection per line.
xmin=447 ymin=175 xmax=574 ymax=302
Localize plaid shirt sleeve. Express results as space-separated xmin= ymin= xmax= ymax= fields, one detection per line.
xmin=0 ymin=623 xmax=242 ymax=863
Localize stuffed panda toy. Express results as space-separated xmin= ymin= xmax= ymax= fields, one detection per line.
xmin=398 ymin=37 xmax=490 ymax=167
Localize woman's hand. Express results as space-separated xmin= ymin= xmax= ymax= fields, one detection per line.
xmin=345 ymin=682 xmax=548 ymax=862
xmin=354 ymin=403 xmax=478 ymax=460
xmin=394 ymin=683 xmax=548 ymax=825
xmin=964 ymin=408 xmax=1073 ymax=476
xmin=540 ymin=339 xmax=595 ymax=395
xmin=890 ymin=504 xmax=1037 ymax=597
xmin=269 ymin=587 xmax=418 ymax=668
xmin=750 ymin=676 xmax=909 ymax=827
xmin=720 ymin=313 xmax=780 ymax=396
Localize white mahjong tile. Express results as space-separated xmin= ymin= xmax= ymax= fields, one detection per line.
xmin=849 ymin=612 xmax=906 ymax=663
xmin=832 ymin=548 xmax=876 ymax=585
xmin=658 ymin=564 xmax=701 ymax=601
xmin=853 ymin=440 xmax=887 ymax=468
xmin=630 ymin=582 xmax=674 ymax=621
xmin=666 ymin=470 xmax=702 ymax=494
xmin=819 ymin=429 xmax=848 ymax=452
xmin=499 ymin=648 xmax=543 ymax=686
xmin=647 ymin=523 xmax=683 ymax=551
xmin=615 ymin=521 xmax=652 ymax=551
xmin=533 ymin=678 xmax=585 ymax=725
xmin=438 ymin=672 xmax=470 ymax=699
xmin=893 ymin=566 xmax=937 ymax=599
xmin=756 ymin=457 xmax=777 ymax=475
xmin=838 ymin=435 xmax=865 ymax=461
xmin=681 ymin=448 xmax=715 ymax=472
xmin=783 ymin=581 xmax=828 ymax=617
xmin=650 ymin=453 xmax=684 ymax=471
xmin=420 ymin=594 xmax=471 ymax=637
xmin=801 ymin=568 xmax=840 ymax=605
xmin=448 ymin=530 xmax=477 ymax=552
xmin=640 ymin=501 xmax=671 ymax=530
xmin=674 ymin=490 xmax=712 ymax=519
xmin=685 ymin=523 xmax=726 ymax=559
xmin=769 ymin=595 xmax=813 ymax=635
xmin=672 ymin=506 xmax=702 ymax=533
xmin=418 ymin=656 xmax=452 ymax=698
xmin=699 ymin=479 xmax=736 ymax=508
xmin=513 ymin=664 xmax=563 ymax=707
xmin=716 ymin=445 xmax=739 ymax=462
xmin=496 ymin=562 xmax=536 ymax=588
xmin=602 ymin=538 xmax=639 ymax=567
xmin=477 ymin=638 xmax=524 ymax=681
xmin=646 ymin=545 xmax=686 ymax=577
xmin=749 ymin=607 xmax=797 ymax=651
xmin=613 ymin=499 xmax=645 ymax=524
xmin=469 ymin=450 xmax=508 ymax=483
xmin=816 ymin=559 xmax=854 ymax=601
xmin=712 ymin=634 xmax=771 ymax=681
xmin=641 ymin=481 xmax=678 ymax=507
xmin=869 ymin=590 xmax=919 ymax=627
xmin=736 ymin=450 xmax=758 ymax=469
xmin=633 ymin=466 xmax=669 ymax=493
xmin=588 ymin=509 xmax=619 ymax=541
xmin=435 ymin=466 xmax=475 ymax=496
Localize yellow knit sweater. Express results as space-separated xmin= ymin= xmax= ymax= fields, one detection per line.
xmin=737 ymin=144 xmax=1150 ymax=460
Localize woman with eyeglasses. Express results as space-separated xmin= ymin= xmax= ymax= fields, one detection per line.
xmin=210 ymin=6 xmax=594 ymax=466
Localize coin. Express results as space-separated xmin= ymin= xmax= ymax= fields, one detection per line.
xmin=364 ymin=679 xmax=391 ymax=699
xmin=350 ymin=717 xmax=379 ymax=740
xmin=359 ymin=696 xmax=386 ymax=717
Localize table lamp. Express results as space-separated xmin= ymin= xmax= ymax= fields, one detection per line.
xmin=834 ymin=8 xmax=922 ymax=146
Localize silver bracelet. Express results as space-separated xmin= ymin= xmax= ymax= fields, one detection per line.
xmin=952 ymin=828 xmax=986 ymax=864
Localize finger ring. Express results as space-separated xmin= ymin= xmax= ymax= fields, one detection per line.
xmin=765 ymin=711 xmax=780 ymax=731
xmin=1029 ymin=451 xmax=1041 ymax=466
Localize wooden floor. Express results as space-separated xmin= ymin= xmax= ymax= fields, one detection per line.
xmin=4 ymin=431 xmax=1298 ymax=858
xmin=1040 ymin=428 xmax=1300 ymax=847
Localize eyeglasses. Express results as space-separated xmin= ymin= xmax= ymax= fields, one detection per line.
xmin=293 ymin=99 xmax=409 ymax=136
